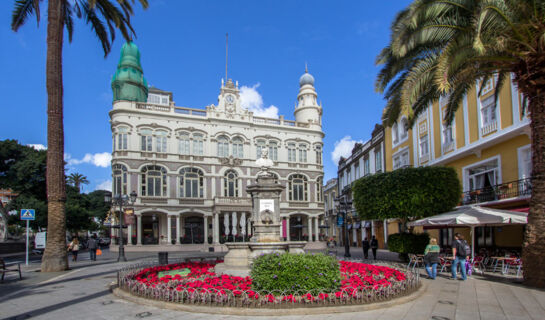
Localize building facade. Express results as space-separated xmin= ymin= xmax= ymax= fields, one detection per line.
xmin=336 ymin=125 xmax=390 ymax=249
xmin=384 ymin=75 xmax=530 ymax=250
xmin=109 ymin=43 xmax=325 ymax=250
xmin=323 ymin=178 xmax=337 ymax=242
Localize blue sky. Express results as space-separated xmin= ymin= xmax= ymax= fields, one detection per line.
xmin=0 ymin=0 xmax=411 ymax=192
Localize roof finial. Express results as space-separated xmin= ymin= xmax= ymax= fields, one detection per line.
xmin=305 ymin=62 xmax=308 ymax=73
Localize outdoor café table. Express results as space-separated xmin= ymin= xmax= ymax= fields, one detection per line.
xmin=491 ymin=257 xmax=517 ymax=274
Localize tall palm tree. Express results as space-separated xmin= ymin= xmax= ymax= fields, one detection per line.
xmin=11 ymin=0 xmax=148 ymax=272
xmin=67 ymin=172 xmax=89 ymax=192
xmin=376 ymin=0 xmax=545 ymax=287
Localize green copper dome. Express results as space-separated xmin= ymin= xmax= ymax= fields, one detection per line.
xmin=111 ymin=42 xmax=148 ymax=102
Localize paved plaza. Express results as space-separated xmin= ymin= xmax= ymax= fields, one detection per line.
xmin=1 ymin=248 xmax=545 ymax=320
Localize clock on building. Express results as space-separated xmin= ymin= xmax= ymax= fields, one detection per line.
xmin=225 ymin=94 xmax=235 ymax=104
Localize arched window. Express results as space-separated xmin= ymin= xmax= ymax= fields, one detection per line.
xmin=256 ymin=139 xmax=266 ymax=159
xmin=298 ymin=144 xmax=307 ymax=163
xmin=400 ymin=118 xmax=409 ymax=140
xmin=217 ymin=136 xmax=229 ymax=157
xmin=156 ymin=130 xmax=168 ymax=153
xmin=392 ymin=123 xmax=399 ymax=144
xmin=224 ymin=170 xmax=239 ymax=197
xmin=289 ymin=174 xmax=308 ymax=201
xmin=287 ymin=142 xmax=296 ymax=162
xmin=141 ymin=165 xmax=167 ymax=197
xmin=268 ymin=141 xmax=278 ymax=161
xmin=315 ymin=145 xmax=322 ymax=164
xmin=179 ymin=167 xmax=204 ymax=198
xmin=140 ymin=129 xmax=153 ymax=151
xmin=114 ymin=127 xmax=129 ymax=151
xmin=316 ymin=176 xmax=323 ymax=202
xmin=112 ymin=164 xmax=128 ymax=196
xmin=178 ymin=132 xmax=190 ymax=155
xmin=193 ymin=133 xmax=204 ymax=156
xmin=232 ymin=137 xmax=244 ymax=158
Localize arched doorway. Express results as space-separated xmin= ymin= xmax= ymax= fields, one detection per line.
xmin=141 ymin=213 xmax=160 ymax=245
xmin=289 ymin=215 xmax=306 ymax=241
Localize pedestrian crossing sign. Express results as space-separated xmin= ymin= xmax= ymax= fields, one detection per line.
xmin=20 ymin=209 xmax=35 ymax=220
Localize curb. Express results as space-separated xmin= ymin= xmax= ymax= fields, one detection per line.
xmin=111 ymin=281 xmax=427 ymax=316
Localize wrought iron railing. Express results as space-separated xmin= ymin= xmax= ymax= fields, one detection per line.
xmin=461 ymin=178 xmax=532 ymax=205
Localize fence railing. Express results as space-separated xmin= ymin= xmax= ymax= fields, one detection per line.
xmin=461 ymin=178 xmax=532 ymax=205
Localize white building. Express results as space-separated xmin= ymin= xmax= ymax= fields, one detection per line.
xmin=109 ymin=42 xmax=325 ymax=250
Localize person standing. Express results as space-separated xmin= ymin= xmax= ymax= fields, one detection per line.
xmin=371 ymin=235 xmax=379 ymax=260
xmin=362 ymin=237 xmax=370 ymax=259
xmin=88 ymin=234 xmax=98 ymax=261
xmin=423 ymin=238 xmax=440 ymax=279
xmin=68 ymin=237 xmax=80 ymax=262
xmin=451 ymin=233 xmax=469 ymax=280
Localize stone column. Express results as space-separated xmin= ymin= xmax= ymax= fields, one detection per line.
xmin=383 ymin=219 xmax=388 ymax=249
xmin=127 ymin=223 xmax=133 ymax=246
xmin=203 ymin=216 xmax=208 ymax=244
xmin=314 ymin=217 xmax=319 ymax=242
xmin=286 ymin=217 xmax=290 ymax=241
xmin=136 ymin=214 xmax=142 ymax=245
xmin=371 ymin=220 xmax=376 ymax=237
xmin=308 ymin=216 xmax=313 ymax=241
xmin=213 ymin=212 xmax=220 ymax=244
xmin=176 ymin=215 xmax=181 ymax=244
xmin=167 ymin=215 xmax=172 ymax=244
xmin=363 ymin=222 xmax=368 ymax=241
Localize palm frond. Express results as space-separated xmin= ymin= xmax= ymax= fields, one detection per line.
xmin=11 ymin=0 xmax=41 ymax=31
xmin=64 ymin=1 xmax=74 ymax=43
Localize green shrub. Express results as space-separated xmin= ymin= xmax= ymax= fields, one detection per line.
xmin=388 ymin=233 xmax=430 ymax=258
xmin=250 ymin=253 xmax=341 ymax=294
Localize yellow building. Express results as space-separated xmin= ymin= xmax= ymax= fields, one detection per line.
xmin=384 ymin=76 xmax=530 ymax=251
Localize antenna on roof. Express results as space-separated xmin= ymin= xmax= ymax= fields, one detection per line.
xmin=225 ymin=33 xmax=229 ymax=81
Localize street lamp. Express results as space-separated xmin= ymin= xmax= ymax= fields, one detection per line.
xmin=335 ymin=196 xmax=352 ymax=258
xmin=104 ymin=190 xmax=137 ymax=262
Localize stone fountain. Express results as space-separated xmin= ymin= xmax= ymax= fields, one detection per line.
xmin=214 ymin=150 xmax=306 ymax=277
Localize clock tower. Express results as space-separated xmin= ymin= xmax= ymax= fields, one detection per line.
xmin=218 ymin=78 xmax=241 ymax=114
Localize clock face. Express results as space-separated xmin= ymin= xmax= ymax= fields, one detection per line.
xmin=225 ymin=94 xmax=235 ymax=104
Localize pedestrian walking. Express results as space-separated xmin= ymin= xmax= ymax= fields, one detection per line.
xmin=371 ymin=235 xmax=378 ymax=260
xmin=362 ymin=237 xmax=370 ymax=259
xmin=451 ymin=233 xmax=470 ymax=280
xmin=68 ymin=237 xmax=80 ymax=262
xmin=88 ymin=234 xmax=98 ymax=261
xmin=423 ymin=238 xmax=440 ymax=279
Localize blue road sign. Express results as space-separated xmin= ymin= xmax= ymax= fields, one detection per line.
xmin=337 ymin=215 xmax=344 ymax=227
xmin=20 ymin=209 xmax=35 ymax=220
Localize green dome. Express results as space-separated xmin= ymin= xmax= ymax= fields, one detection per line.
xmin=111 ymin=42 xmax=148 ymax=102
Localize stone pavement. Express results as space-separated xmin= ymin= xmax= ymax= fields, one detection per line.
xmin=1 ymin=248 xmax=545 ymax=320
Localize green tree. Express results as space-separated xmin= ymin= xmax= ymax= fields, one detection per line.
xmin=67 ymin=173 xmax=89 ymax=193
xmin=376 ymin=0 xmax=545 ymax=287
xmin=352 ymin=167 xmax=461 ymax=230
xmin=11 ymin=0 xmax=148 ymax=272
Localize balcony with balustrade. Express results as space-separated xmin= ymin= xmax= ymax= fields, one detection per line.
xmin=461 ymin=178 xmax=532 ymax=205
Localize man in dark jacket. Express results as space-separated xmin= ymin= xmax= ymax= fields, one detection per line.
xmin=362 ymin=237 xmax=370 ymax=259
xmin=88 ymin=234 xmax=98 ymax=261
xmin=371 ymin=235 xmax=379 ymax=260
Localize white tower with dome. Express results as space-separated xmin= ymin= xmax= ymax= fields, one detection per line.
xmin=294 ymin=65 xmax=323 ymax=130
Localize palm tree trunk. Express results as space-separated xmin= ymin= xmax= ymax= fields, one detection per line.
xmin=41 ymin=0 xmax=68 ymax=272
xmin=522 ymin=88 xmax=545 ymax=288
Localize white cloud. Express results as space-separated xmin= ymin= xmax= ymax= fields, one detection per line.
xmin=28 ymin=144 xmax=47 ymax=151
xmin=95 ymin=180 xmax=112 ymax=191
xmin=331 ymin=136 xmax=362 ymax=165
xmin=239 ymin=83 xmax=279 ymax=119
xmin=67 ymin=152 xmax=112 ymax=168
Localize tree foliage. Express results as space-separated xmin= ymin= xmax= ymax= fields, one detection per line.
xmin=352 ymin=166 xmax=461 ymax=221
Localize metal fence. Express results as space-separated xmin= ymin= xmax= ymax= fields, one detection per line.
xmin=117 ymin=259 xmax=420 ymax=308
xmin=461 ymin=178 xmax=532 ymax=205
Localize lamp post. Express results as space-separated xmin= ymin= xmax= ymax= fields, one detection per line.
xmin=335 ymin=196 xmax=352 ymax=258
xmin=104 ymin=190 xmax=137 ymax=262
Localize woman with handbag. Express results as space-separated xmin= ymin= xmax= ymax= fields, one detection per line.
xmin=67 ymin=237 xmax=80 ymax=262
xmin=423 ymin=238 xmax=440 ymax=279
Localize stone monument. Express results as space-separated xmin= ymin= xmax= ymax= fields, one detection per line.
xmin=214 ymin=150 xmax=306 ymax=276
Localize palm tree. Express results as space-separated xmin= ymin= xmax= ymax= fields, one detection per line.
xmin=376 ymin=0 xmax=545 ymax=287
xmin=67 ymin=172 xmax=89 ymax=192
xmin=11 ymin=0 xmax=148 ymax=272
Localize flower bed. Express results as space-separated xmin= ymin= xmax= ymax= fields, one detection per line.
xmin=118 ymin=259 xmax=419 ymax=308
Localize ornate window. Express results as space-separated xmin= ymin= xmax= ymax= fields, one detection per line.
xmin=224 ymin=170 xmax=239 ymax=197
xmin=392 ymin=123 xmax=399 ymax=145
xmin=364 ymin=157 xmax=370 ymax=176
xmin=116 ymin=127 xmax=129 ymax=151
xmin=217 ymin=136 xmax=229 ymax=157
xmin=140 ymin=129 xmax=153 ymax=152
xmin=315 ymin=145 xmax=322 ymax=164
xmin=298 ymin=144 xmax=307 ymax=163
xmin=419 ymin=134 xmax=429 ymax=157
xmin=375 ymin=149 xmax=382 ymax=172
xmin=232 ymin=137 xmax=244 ymax=158
xmin=193 ymin=133 xmax=204 ymax=156
xmin=178 ymin=133 xmax=190 ymax=155
xmin=179 ymin=167 xmax=204 ymax=198
xmin=287 ymin=143 xmax=296 ymax=162
xmin=112 ymin=164 xmax=128 ymax=196
xmin=316 ymin=176 xmax=323 ymax=202
xmin=481 ymin=96 xmax=497 ymax=127
xmin=256 ymin=139 xmax=266 ymax=159
xmin=268 ymin=141 xmax=278 ymax=161
xmin=289 ymin=174 xmax=308 ymax=201
xmin=141 ymin=165 xmax=167 ymax=197
xmin=155 ymin=131 xmax=167 ymax=153
xmin=400 ymin=118 xmax=409 ymax=140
